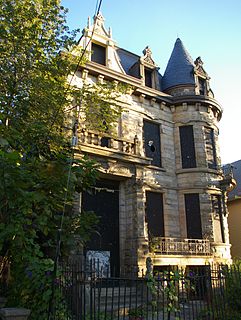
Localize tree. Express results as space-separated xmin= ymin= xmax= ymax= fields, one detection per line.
xmin=0 ymin=0 xmax=124 ymax=318
xmin=0 ymin=0 xmax=125 ymax=320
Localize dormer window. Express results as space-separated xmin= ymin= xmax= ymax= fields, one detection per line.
xmin=91 ymin=42 xmax=106 ymax=65
xmin=194 ymin=57 xmax=210 ymax=96
xmin=144 ymin=67 xmax=153 ymax=88
xmin=140 ymin=46 xmax=159 ymax=90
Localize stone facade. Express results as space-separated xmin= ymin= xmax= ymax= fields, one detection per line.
xmin=71 ymin=14 xmax=234 ymax=276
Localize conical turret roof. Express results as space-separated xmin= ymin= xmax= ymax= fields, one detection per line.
xmin=162 ymin=38 xmax=195 ymax=91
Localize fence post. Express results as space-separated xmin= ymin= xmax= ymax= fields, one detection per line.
xmin=0 ymin=308 xmax=31 ymax=320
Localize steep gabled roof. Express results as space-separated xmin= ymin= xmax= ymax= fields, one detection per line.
xmin=116 ymin=48 xmax=140 ymax=74
xmin=162 ymin=38 xmax=195 ymax=91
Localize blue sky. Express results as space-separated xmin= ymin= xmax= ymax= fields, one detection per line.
xmin=62 ymin=0 xmax=241 ymax=164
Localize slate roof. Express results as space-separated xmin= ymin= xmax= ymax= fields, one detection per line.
xmin=226 ymin=160 xmax=241 ymax=201
xmin=162 ymin=38 xmax=195 ymax=91
xmin=116 ymin=48 xmax=140 ymax=75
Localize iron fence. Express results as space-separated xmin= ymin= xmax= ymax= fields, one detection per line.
xmin=48 ymin=262 xmax=241 ymax=320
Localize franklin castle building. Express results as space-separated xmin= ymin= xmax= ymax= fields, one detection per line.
xmin=71 ymin=13 xmax=235 ymax=276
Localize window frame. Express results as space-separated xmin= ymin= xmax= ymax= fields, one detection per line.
xmin=204 ymin=127 xmax=217 ymax=170
xmin=144 ymin=67 xmax=153 ymax=88
xmin=143 ymin=120 xmax=162 ymax=167
xmin=184 ymin=193 xmax=202 ymax=239
xmin=179 ymin=125 xmax=197 ymax=169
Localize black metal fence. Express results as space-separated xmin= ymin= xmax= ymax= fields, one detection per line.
xmin=51 ymin=262 xmax=241 ymax=320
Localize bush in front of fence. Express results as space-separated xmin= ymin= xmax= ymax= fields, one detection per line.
xmin=222 ymin=261 xmax=241 ymax=320
xmin=128 ymin=305 xmax=145 ymax=320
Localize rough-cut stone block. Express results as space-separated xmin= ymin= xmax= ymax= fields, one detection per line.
xmin=0 ymin=308 xmax=31 ymax=320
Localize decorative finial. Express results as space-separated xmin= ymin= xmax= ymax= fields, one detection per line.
xmin=87 ymin=16 xmax=90 ymax=28
xmin=194 ymin=56 xmax=203 ymax=67
xmin=142 ymin=46 xmax=155 ymax=65
xmin=142 ymin=46 xmax=152 ymax=56
xmin=108 ymin=27 xmax=112 ymax=38
xmin=94 ymin=12 xmax=105 ymax=26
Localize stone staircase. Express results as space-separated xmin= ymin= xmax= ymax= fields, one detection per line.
xmin=89 ymin=284 xmax=148 ymax=315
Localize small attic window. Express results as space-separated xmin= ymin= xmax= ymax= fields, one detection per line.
xmin=144 ymin=67 xmax=153 ymax=88
xmin=91 ymin=43 xmax=106 ymax=65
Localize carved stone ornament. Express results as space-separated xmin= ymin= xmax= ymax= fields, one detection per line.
xmin=98 ymin=159 xmax=132 ymax=177
xmin=142 ymin=46 xmax=155 ymax=65
xmin=194 ymin=56 xmax=203 ymax=67
xmin=93 ymin=13 xmax=109 ymax=37
xmin=95 ymin=12 xmax=105 ymax=28
xmin=107 ymin=162 xmax=132 ymax=177
xmin=194 ymin=56 xmax=208 ymax=77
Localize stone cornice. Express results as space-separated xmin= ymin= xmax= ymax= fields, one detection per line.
xmin=80 ymin=62 xmax=172 ymax=102
xmin=79 ymin=63 xmax=223 ymax=119
xmin=74 ymin=144 xmax=152 ymax=166
xmin=172 ymin=95 xmax=223 ymax=120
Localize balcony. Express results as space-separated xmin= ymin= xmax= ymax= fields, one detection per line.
xmin=79 ymin=129 xmax=140 ymax=154
xmin=151 ymin=237 xmax=211 ymax=256
xmin=76 ymin=129 xmax=151 ymax=165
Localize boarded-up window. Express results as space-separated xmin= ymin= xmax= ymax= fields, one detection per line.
xmin=212 ymin=195 xmax=225 ymax=243
xmin=204 ymin=127 xmax=217 ymax=170
xmin=143 ymin=120 xmax=161 ymax=167
xmin=91 ymin=43 xmax=106 ymax=65
xmin=144 ymin=67 xmax=152 ymax=88
xmin=146 ymin=191 xmax=164 ymax=237
xmin=179 ymin=125 xmax=196 ymax=168
xmin=185 ymin=193 xmax=202 ymax=239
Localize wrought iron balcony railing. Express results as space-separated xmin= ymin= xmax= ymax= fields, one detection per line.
xmin=152 ymin=237 xmax=211 ymax=256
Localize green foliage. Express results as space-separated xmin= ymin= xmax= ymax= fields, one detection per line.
xmin=221 ymin=262 xmax=241 ymax=319
xmin=128 ymin=305 xmax=146 ymax=319
xmin=0 ymin=1 xmax=126 ymax=318
xmin=0 ymin=0 xmax=119 ymax=318
xmin=197 ymin=262 xmax=241 ymax=320
xmin=76 ymin=81 xmax=128 ymax=133
xmin=8 ymin=258 xmax=55 ymax=319
xmin=147 ymin=269 xmax=183 ymax=316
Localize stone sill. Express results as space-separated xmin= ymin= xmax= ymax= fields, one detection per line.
xmin=176 ymin=167 xmax=221 ymax=175
xmin=146 ymin=165 xmax=166 ymax=172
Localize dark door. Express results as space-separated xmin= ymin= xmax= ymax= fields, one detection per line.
xmin=82 ymin=179 xmax=120 ymax=276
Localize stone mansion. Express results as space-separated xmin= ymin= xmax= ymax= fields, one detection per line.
xmin=72 ymin=13 xmax=234 ymax=276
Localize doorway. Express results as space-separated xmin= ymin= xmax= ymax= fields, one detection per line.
xmin=82 ymin=179 xmax=120 ymax=276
